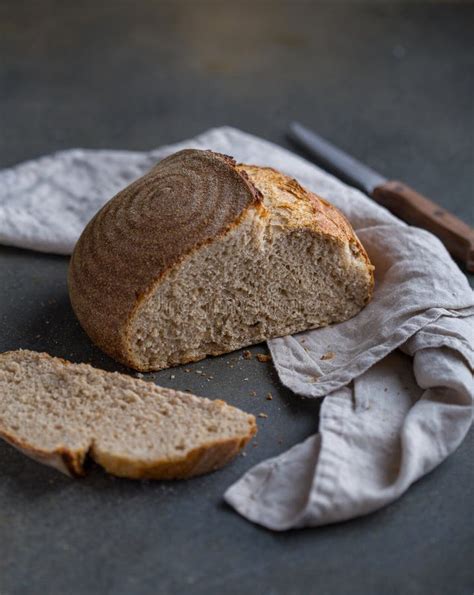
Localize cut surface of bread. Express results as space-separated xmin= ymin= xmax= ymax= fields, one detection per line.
xmin=69 ymin=149 xmax=374 ymax=371
xmin=0 ymin=350 xmax=256 ymax=479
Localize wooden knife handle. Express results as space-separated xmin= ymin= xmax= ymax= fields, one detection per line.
xmin=373 ymin=180 xmax=474 ymax=272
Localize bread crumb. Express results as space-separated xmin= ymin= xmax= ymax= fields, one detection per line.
xmin=136 ymin=372 xmax=144 ymax=378
xmin=170 ymin=374 xmax=175 ymax=379
xmin=243 ymin=377 xmax=249 ymax=381
xmin=258 ymin=413 xmax=268 ymax=418
xmin=241 ymin=452 xmax=247 ymax=457
xmin=208 ymin=375 xmax=214 ymax=379
xmin=266 ymin=393 xmax=273 ymax=400
xmin=249 ymin=391 xmax=257 ymax=397
xmin=321 ymin=352 xmax=335 ymax=361
xmin=242 ymin=350 xmax=252 ymax=360
xmin=256 ymin=354 xmax=272 ymax=363
xmin=185 ymin=369 xmax=191 ymax=373
xmin=195 ymin=370 xmax=203 ymax=375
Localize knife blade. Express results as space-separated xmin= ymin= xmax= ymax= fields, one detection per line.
xmin=289 ymin=122 xmax=474 ymax=272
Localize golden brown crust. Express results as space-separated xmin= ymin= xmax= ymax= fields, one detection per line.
xmin=0 ymin=420 xmax=256 ymax=480
xmin=1 ymin=423 xmax=256 ymax=480
xmin=91 ymin=424 xmax=256 ymax=480
xmin=0 ymin=349 xmax=257 ymax=480
xmin=0 ymin=427 xmax=87 ymax=477
xmin=239 ymin=164 xmax=374 ymax=300
xmin=68 ymin=150 xmax=262 ymax=365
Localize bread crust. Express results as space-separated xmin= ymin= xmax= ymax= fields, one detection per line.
xmin=0 ymin=350 xmax=257 ymax=479
xmin=69 ymin=150 xmax=374 ymax=370
xmin=239 ymin=164 xmax=374 ymax=298
xmin=0 ymin=427 xmax=87 ymax=477
xmin=91 ymin=432 xmax=254 ymax=480
xmin=0 ymin=424 xmax=255 ymax=480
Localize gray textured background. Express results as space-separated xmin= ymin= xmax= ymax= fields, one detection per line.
xmin=0 ymin=2 xmax=473 ymax=594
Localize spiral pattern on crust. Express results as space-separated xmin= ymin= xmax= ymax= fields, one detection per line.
xmin=68 ymin=149 xmax=261 ymax=362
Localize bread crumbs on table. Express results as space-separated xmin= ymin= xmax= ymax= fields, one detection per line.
xmin=266 ymin=393 xmax=273 ymax=400
xmin=184 ymin=368 xmax=191 ymax=373
xmin=256 ymin=353 xmax=272 ymax=363
xmin=242 ymin=350 xmax=252 ymax=360
xmin=249 ymin=391 xmax=257 ymax=397
xmin=320 ymin=351 xmax=335 ymax=361
xmin=258 ymin=413 xmax=268 ymax=418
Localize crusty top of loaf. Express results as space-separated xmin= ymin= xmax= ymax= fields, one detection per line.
xmin=238 ymin=164 xmax=373 ymax=272
xmin=69 ymin=150 xmax=262 ymax=363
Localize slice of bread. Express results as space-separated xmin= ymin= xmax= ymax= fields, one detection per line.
xmin=69 ymin=149 xmax=374 ymax=371
xmin=0 ymin=350 xmax=256 ymax=479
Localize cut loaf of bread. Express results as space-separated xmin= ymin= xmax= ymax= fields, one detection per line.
xmin=69 ymin=149 xmax=374 ymax=371
xmin=0 ymin=350 xmax=256 ymax=479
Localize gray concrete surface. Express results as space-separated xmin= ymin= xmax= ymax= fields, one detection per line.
xmin=0 ymin=2 xmax=473 ymax=594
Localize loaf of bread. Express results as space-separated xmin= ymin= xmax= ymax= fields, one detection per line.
xmin=69 ymin=149 xmax=374 ymax=371
xmin=0 ymin=350 xmax=256 ymax=479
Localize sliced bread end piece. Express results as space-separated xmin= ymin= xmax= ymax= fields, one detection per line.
xmin=0 ymin=350 xmax=256 ymax=479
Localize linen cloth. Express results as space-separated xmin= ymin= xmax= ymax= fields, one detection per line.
xmin=0 ymin=127 xmax=472 ymax=530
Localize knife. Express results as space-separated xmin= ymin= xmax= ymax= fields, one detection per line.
xmin=289 ymin=122 xmax=474 ymax=272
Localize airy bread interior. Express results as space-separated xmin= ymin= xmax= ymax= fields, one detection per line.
xmin=127 ymin=165 xmax=372 ymax=371
xmin=0 ymin=350 xmax=256 ymax=479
